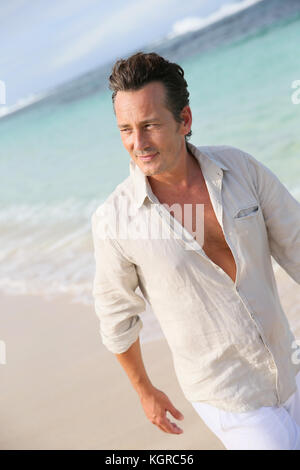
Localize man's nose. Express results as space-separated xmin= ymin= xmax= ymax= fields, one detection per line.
xmin=133 ymin=129 xmax=148 ymax=152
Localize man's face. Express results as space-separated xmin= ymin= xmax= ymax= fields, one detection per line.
xmin=114 ymin=81 xmax=190 ymax=176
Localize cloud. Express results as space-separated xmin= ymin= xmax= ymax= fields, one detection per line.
xmin=167 ymin=0 xmax=264 ymax=39
xmin=48 ymin=0 xmax=210 ymax=71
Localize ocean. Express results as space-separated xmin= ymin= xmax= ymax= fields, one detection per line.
xmin=0 ymin=0 xmax=299 ymax=341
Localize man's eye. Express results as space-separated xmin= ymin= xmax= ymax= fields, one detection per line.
xmin=120 ymin=129 xmax=130 ymax=133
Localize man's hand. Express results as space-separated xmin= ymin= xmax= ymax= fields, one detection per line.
xmin=114 ymin=338 xmax=183 ymax=434
xmin=139 ymin=386 xmax=184 ymax=434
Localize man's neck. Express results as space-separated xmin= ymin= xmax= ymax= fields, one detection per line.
xmin=147 ymin=145 xmax=200 ymax=194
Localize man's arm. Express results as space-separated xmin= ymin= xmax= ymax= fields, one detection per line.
xmin=245 ymin=152 xmax=300 ymax=284
xmin=115 ymin=337 xmax=184 ymax=434
xmin=91 ymin=211 xmax=184 ymax=434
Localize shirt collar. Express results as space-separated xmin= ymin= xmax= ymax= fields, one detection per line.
xmin=129 ymin=142 xmax=229 ymax=209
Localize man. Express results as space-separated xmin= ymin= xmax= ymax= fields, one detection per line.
xmin=91 ymin=52 xmax=300 ymax=450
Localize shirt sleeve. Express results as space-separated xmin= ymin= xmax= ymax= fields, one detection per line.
xmin=91 ymin=211 xmax=145 ymax=353
xmin=245 ymin=151 xmax=300 ymax=284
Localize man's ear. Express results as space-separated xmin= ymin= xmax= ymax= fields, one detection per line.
xmin=180 ymin=105 xmax=192 ymax=135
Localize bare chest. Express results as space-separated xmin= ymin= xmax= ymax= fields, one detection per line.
xmin=153 ymin=184 xmax=237 ymax=282
xmin=155 ymin=187 xmax=227 ymax=251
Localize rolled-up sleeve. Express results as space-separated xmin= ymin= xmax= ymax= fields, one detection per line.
xmin=245 ymin=152 xmax=300 ymax=284
xmin=91 ymin=211 xmax=145 ymax=353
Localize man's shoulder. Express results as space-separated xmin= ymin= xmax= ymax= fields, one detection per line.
xmin=197 ymin=144 xmax=253 ymax=171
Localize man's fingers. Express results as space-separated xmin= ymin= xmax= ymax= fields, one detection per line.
xmin=167 ymin=401 xmax=184 ymax=421
xmin=158 ymin=416 xmax=183 ymax=434
xmin=141 ymin=389 xmax=184 ymax=434
xmin=158 ymin=423 xmax=181 ymax=434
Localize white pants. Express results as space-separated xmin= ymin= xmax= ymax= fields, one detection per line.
xmin=192 ymin=371 xmax=300 ymax=450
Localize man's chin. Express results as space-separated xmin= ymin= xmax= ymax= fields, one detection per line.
xmin=137 ymin=159 xmax=161 ymax=175
xmin=144 ymin=169 xmax=159 ymax=176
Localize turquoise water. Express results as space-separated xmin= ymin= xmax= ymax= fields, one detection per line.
xmin=0 ymin=0 xmax=299 ymax=304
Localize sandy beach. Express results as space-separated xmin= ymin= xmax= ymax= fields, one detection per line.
xmin=0 ymin=263 xmax=299 ymax=450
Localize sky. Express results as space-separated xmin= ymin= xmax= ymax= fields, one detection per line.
xmin=0 ymin=0 xmax=258 ymax=107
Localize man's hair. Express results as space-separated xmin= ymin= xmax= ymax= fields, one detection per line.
xmin=108 ymin=51 xmax=192 ymax=142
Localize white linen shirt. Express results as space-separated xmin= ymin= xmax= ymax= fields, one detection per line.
xmin=91 ymin=142 xmax=300 ymax=412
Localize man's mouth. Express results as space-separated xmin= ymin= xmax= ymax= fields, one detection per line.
xmin=139 ymin=152 xmax=158 ymax=162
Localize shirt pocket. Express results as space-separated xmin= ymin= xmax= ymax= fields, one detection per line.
xmin=234 ymin=203 xmax=259 ymax=219
xmin=233 ymin=201 xmax=268 ymax=249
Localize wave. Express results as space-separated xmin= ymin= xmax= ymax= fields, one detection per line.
xmin=167 ymin=0 xmax=264 ymax=39
xmin=0 ymin=198 xmax=103 ymax=303
xmin=0 ymin=90 xmax=50 ymax=119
